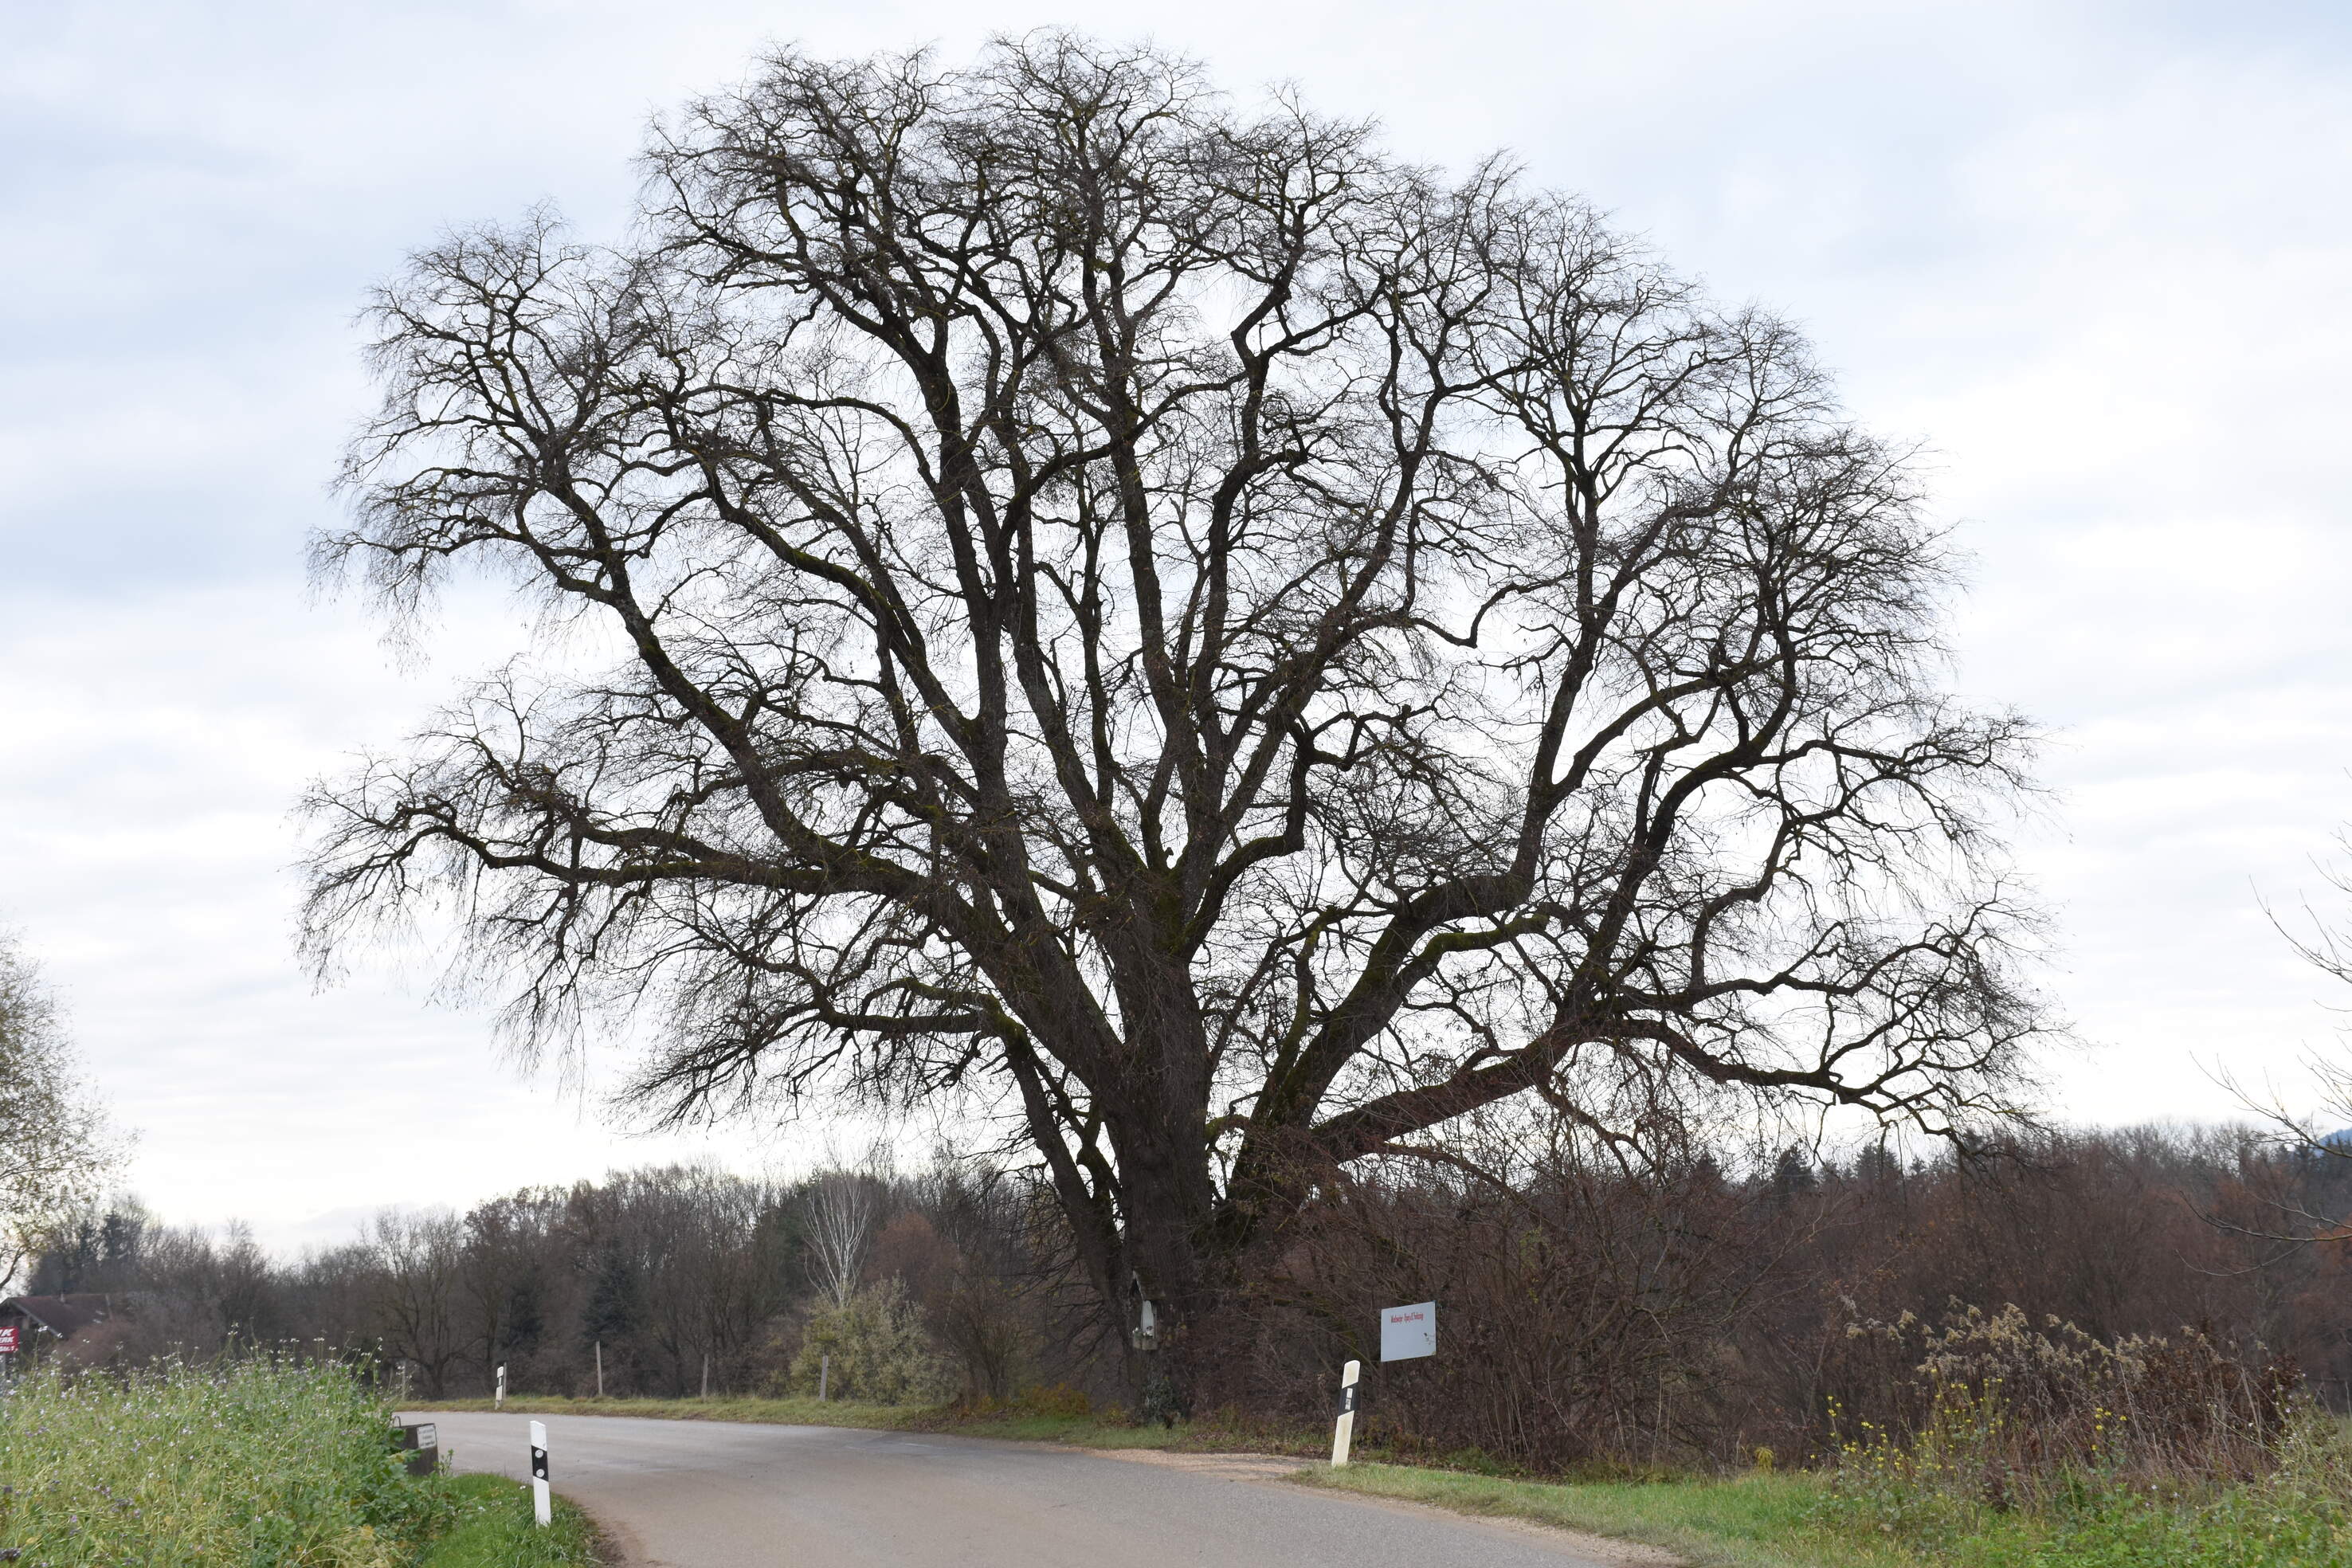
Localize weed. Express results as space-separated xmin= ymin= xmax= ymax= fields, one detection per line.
xmin=0 ymin=1354 xmax=446 ymax=1566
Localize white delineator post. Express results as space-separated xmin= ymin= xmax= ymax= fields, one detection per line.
xmin=1331 ymin=1359 xmax=1361 ymax=1468
xmin=494 ymin=1364 xmax=507 ymax=1409
xmin=819 ymin=1353 xmax=830 ymax=1402
xmin=529 ymin=1420 xmax=551 ymax=1527
xmin=595 ymin=1341 xmax=605 ymax=1400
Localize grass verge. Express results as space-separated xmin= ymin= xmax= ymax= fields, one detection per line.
xmin=1300 ymin=1460 xmax=2352 ymax=1567
xmin=417 ymin=1473 xmax=600 ymax=1568
xmin=1296 ymin=1464 xmax=1925 ymax=1568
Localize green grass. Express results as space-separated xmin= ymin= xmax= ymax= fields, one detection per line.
xmin=0 ymin=1355 xmax=449 ymax=1567
xmin=1301 ymin=1459 xmax=2352 ymax=1568
xmin=416 ymin=1473 xmax=598 ymax=1568
xmin=1297 ymin=1464 xmax=1930 ymax=1568
xmin=1977 ymin=1488 xmax=2352 ymax=1567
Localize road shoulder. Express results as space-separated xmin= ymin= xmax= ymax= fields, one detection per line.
xmin=1086 ymin=1448 xmax=1684 ymax=1567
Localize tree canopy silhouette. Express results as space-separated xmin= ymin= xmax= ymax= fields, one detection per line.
xmin=307 ymin=33 xmax=2048 ymax=1400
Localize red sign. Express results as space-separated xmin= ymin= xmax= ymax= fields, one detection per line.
xmin=0 ymin=1327 xmax=19 ymax=1354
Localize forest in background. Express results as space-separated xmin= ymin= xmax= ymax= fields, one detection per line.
xmin=23 ymin=1118 xmax=2352 ymax=1472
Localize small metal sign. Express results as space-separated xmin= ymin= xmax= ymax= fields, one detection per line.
xmin=0 ymin=1327 xmax=18 ymax=1354
xmin=1378 ymin=1299 xmax=1437 ymax=1362
xmin=390 ymin=1421 xmax=439 ymax=1476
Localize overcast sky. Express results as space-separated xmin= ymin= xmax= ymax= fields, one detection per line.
xmin=7 ymin=0 xmax=2352 ymax=1249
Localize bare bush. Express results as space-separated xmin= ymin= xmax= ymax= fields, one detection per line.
xmin=1255 ymin=1107 xmax=1808 ymax=1468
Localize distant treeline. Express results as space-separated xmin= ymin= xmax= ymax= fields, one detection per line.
xmin=25 ymin=1122 xmax=2352 ymax=1470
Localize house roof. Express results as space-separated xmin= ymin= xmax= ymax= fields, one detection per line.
xmin=1 ymin=1293 xmax=112 ymax=1339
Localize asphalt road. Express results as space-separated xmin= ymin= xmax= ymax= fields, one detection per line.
xmin=414 ymin=1411 xmax=1643 ymax=1568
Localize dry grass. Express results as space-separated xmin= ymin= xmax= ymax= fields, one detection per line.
xmin=1828 ymin=1303 xmax=2300 ymax=1508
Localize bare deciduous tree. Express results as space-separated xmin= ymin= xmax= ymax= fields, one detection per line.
xmin=304 ymin=35 xmax=2048 ymax=1402
xmin=802 ymin=1166 xmax=880 ymax=1311
xmin=367 ymin=1210 xmax=467 ymax=1397
xmin=0 ymin=932 xmax=119 ymax=1292
xmin=650 ymin=1164 xmax=779 ymax=1392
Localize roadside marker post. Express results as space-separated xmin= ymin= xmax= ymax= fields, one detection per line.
xmin=818 ymin=1352 xmax=830 ymax=1402
xmin=1331 ymin=1359 xmax=1361 ymax=1467
xmin=529 ymin=1420 xmax=551 ymax=1527
xmin=595 ymin=1340 xmax=605 ymax=1399
xmin=495 ymin=1364 xmax=506 ymax=1409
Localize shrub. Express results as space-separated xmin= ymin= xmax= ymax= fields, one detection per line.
xmin=1013 ymin=1382 xmax=1092 ymax=1419
xmin=786 ymin=1280 xmax=951 ymax=1405
xmin=0 ymin=1354 xmax=447 ymax=1566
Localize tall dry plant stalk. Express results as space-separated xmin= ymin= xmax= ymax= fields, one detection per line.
xmin=1830 ymin=1302 xmax=2302 ymax=1508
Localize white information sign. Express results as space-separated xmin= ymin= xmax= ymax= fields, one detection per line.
xmin=1379 ymin=1299 xmax=1437 ymax=1361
